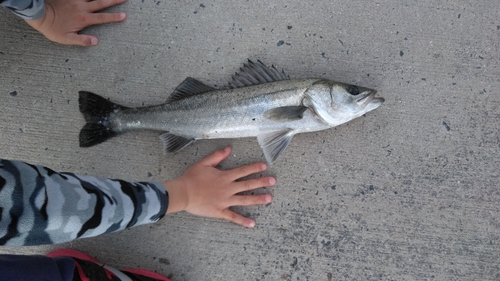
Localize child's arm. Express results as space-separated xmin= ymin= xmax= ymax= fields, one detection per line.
xmin=0 ymin=147 xmax=275 ymax=246
xmin=1 ymin=0 xmax=126 ymax=46
xmin=0 ymin=157 xmax=168 ymax=246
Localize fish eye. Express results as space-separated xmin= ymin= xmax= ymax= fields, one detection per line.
xmin=347 ymin=85 xmax=360 ymax=95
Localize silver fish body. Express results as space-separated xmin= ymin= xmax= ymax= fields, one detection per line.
xmin=79 ymin=60 xmax=384 ymax=163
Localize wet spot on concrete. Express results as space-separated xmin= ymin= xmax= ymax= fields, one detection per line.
xmin=442 ymin=121 xmax=451 ymax=131
xmin=147 ymin=172 xmax=153 ymax=177
xmin=331 ymin=185 xmax=336 ymax=190
xmin=277 ymin=40 xmax=285 ymax=46
xmin=159 ymin=258 xmax=170 ymax=265
xmin=287 ymin=26 xmax=292 ymax=29
xmin=200 ymin=4 xmax=205 ymax=8
xmin=400 ymin=51 xmax=404 ymax=57
xmin=9 ymin=91 xmax=17 ymax=97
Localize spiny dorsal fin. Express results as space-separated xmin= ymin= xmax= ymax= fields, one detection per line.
xmin=229 ymin=59 xmax=289 ymax=88
xmin=257 ymin=129 xmax=295 ymax=164
xmin=264 ymin=106 xmax=308 ymax=121
xmin=166 ymin=77 xmax=215 ymax=103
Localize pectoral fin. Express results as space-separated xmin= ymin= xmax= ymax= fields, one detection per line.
xmin=159 ymin=132 xmax=195 ymax=154
xmin=264 ymin=106 xmax=308 ymax=121
xmin=257 ymin=130 xmax=295 ymax=164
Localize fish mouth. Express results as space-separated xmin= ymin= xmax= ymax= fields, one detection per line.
xmin=356 ymin=90 xmax=384 ymax=112
xmin=356 ymin=90 xmax=376 ymax=106
xmin=357 ymin=90 xmax=383 ymax=106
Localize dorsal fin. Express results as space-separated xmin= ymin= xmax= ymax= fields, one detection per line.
xmin=229 ymin=59 xmax=289 ymax=88
xmin=166 ymin=77 xmax=215 ymax=103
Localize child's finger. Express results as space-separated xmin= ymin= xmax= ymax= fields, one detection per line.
xmin=220 ymin=209 xmax=256 ymax=228
xmin=228 ymin=162 xmax=267 ymax=180
xmin=87 ymin=12 xmax=126 ymax=26
xmin=87 ymin=0 xmax=126 ymax=13
xmin=197 ymin=147 xmax=231 ymax=167
xmin=64 ymin=33 xmax=98 ymax=47
xmin=233 ymin=177 xmax=275 ymax=193
xmin=230 ymin=194 xmax=272 ymax=207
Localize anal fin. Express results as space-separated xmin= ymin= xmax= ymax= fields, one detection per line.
xmin=159 ymin=132 xmax=195 ymax=154
xmin=257 ymin=130 xmax=295 ymax=164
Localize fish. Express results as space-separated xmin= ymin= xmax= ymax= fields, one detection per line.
xmin=78 ymin=60 xmax=384 ymax=164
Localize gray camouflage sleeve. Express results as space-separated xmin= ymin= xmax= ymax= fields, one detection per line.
xmin=0 ymin=159 xmax=169 ymax=246
xmin=1 ymin=0 xmax=45 ymax=20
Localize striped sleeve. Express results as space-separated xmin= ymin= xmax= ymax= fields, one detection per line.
xmin=0 ymin=159 xmax=169 ymax=246
xmin=1 ymin=0 xmax=45 ymax=20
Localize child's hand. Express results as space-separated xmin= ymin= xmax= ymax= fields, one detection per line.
xmin=164 ymin=147 xmax=276 ymax=228
xmin=24 ymin=0 xmax=126 ymax=46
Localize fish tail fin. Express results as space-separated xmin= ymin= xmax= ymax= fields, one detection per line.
xmin=78 ymin=91 xmax=127 ymax=147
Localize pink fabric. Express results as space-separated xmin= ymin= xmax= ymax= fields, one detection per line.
xmin=47 ymin=248 xmax=113 ymax=280
xmin=122 ymin=268 xmax=172 ymax=281
xmin=47 ymin=248 xmax=171 ymax=281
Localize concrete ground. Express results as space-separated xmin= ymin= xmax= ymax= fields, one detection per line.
xmin=1 ymin=1 xmax=499 ymax=280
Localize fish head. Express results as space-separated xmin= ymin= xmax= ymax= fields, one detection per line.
xmin=304 ymin=80 xmax=384 ymax=126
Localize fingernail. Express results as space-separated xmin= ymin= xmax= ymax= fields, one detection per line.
xmin=248 ymin=221 xmax=256 ymax=228
xmin=268 ymin=177 xmax=276 ymax=185
xmin=223 ymin=146 xmax=230 ymax=152
xmin=90 ymin=38 xmax=98 ymax=46
xmin=261 ymin=163 xmax=267 ymax=170
xmin=265 ymin=194 xmax=272 ymax=203
xmin=119 ymin=13 xmax=126 ymax=20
